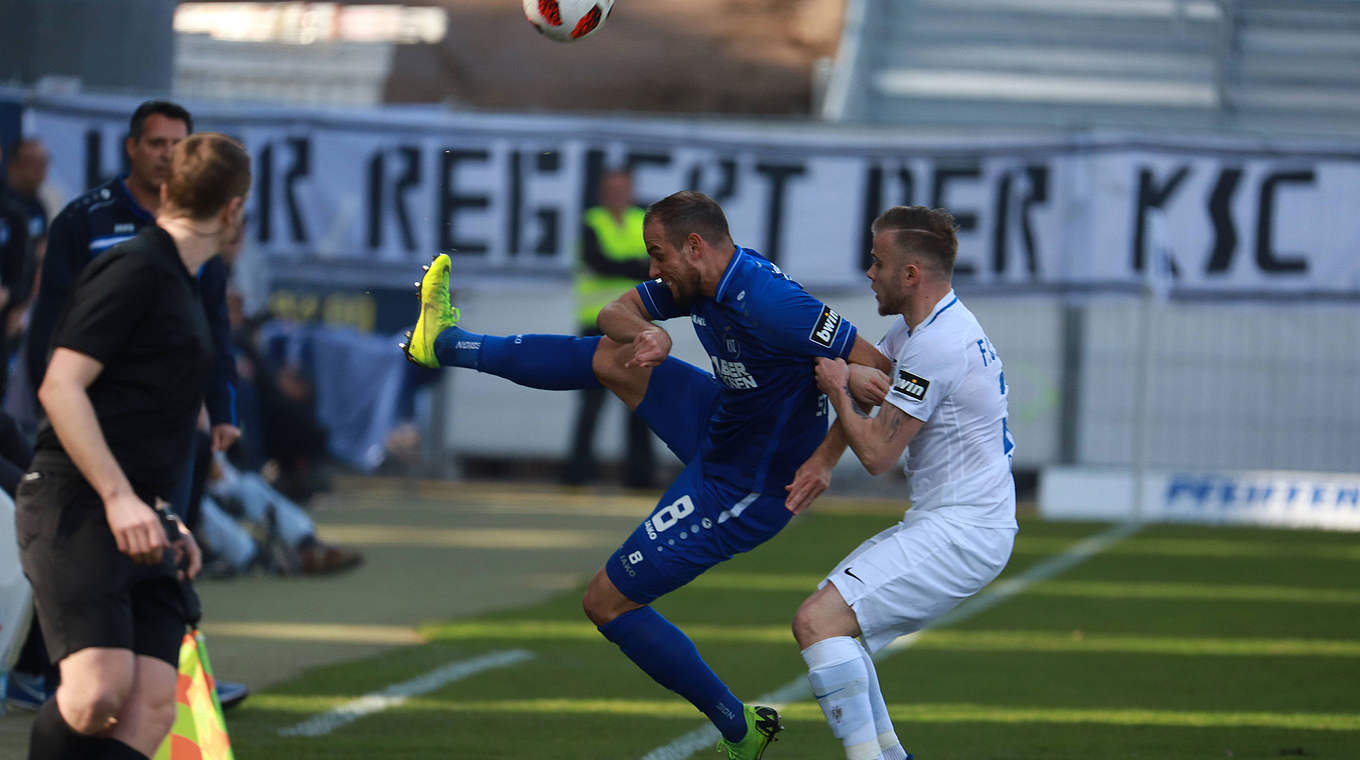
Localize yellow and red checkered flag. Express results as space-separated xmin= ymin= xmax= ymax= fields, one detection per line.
xmin=153 ymin=629 xmax=234 ymax=760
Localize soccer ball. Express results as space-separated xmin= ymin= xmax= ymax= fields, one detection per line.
xmin=521 ymin=0 xmax=614 ymax=43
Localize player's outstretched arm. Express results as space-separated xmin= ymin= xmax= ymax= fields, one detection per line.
xmin=846 ymin=335 xmax=893 ymax=374
xmin=786 ymin=419 xmax=848 ymax=514
xmin=598 ymin=288 xmax=672 ymax=368
xmin=816 ymin=357 xmax=924 ymax=476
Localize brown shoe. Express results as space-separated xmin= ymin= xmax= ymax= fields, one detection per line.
xmin=297 ymin=542 xmax=364 ymax=575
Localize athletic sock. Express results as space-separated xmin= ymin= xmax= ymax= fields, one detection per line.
xmin=598 ymin=607 xmax=748 ymax=742
xmin=29 ymin=699 xmax=100 ymax=759
xmin=803 ymin=636 xmax=881 ymax=760
xmin=856 ymin=640 xmax=908 ymax=759
xmin=434 ymin=327 xmax=602 ymax=390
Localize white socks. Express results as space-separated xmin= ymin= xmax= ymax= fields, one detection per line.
xmin=803 ymin=635 xmax=909 ymax=760
xmin=803 ymin=636 xmax=882 ymax=760
xmin=857 ymin=640 xmax=909 ymax=760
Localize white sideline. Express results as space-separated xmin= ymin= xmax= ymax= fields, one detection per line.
xmin=279 ymin=649 xmax=535 ymax=737
xmin=639 ymin=521 xmax=1142 ymax=760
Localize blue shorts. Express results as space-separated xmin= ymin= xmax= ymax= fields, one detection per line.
xmin=607 ymin=359 xmax=793 ymax=604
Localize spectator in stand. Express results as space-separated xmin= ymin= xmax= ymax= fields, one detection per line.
xmin=563 ymin=168 xmax=656 ymax=488
xmin=0 ymin=141 xmax=36 ymax=401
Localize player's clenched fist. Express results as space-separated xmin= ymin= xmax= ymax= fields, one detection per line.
xmin=813 ymin=357 xmax=850 ymax=396
xmin=626 ymin=326 xmax=672 ymax=369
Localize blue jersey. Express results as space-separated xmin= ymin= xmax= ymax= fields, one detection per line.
xmin=29 ymin=176 xmax=238 ymax=427
xmin=636 ymin=247 xmax=858 ymax=495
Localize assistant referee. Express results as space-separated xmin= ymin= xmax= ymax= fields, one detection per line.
xmin=17 ymin=133 xmax=251 ymax=760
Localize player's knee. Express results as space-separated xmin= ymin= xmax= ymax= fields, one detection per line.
xmin=59 ymin=683 xmax=128 ymax=735
xmin=792 ymin=594 xmax=842 ymax=649
xmin=591 ymin=338 xmax=629 ymax=387
xmin=583 ymin=568 xmax=639 ymax=627
xmin=581 ymin=571 xmax=614 ymax=626
xmin=792 ymin=599 xmax=822 ymax=649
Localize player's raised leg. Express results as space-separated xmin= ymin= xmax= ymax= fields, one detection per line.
xmin=401 ymin=252 xmax=606 ymax=390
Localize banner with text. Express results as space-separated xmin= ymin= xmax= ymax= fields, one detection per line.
xmin=1040 ymin=466 xmax=1360 ymax=532
xmin=25 ymin=94 xmax=1360 ymax=294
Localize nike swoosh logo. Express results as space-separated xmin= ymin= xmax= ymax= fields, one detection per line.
xmin=812 ymin=687 xmax=844 ymax=700
xmin=843 ymin=567 xmax=862 ymax=582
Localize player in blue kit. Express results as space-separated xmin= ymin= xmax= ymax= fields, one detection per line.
xmin=402 ymin=191 xmax=890 ymax=758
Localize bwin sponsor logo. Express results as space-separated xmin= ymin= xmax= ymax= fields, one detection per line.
xmin=810 ymin=306 xmax=841 ymax=348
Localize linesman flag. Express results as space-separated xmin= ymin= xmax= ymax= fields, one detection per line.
xmin=154 ymin=629 xmax=234 ymax=760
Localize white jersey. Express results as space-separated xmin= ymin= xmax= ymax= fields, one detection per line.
xmin=876 ymin=290 xmax=1016 ymax=528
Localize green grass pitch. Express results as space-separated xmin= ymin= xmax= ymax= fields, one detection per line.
xmin=223 ymin=512 xmax=1360 ymax=759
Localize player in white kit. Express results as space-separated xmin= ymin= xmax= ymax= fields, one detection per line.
xmin=783 ymin=206 xmax=1017 ymax=760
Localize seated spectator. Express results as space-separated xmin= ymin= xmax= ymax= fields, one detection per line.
xmin=200 ymin=451 xmax=362 ymax=577
xmin=226 ymin=290 xmax=331 ymax=502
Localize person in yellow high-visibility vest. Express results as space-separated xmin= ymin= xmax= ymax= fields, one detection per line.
xmin=563 ymin=169 xmax=656 ymax=488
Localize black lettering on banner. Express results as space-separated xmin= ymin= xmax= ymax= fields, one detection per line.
xmin=438 ymin=149 xmax=490 ymax=255
xmin=1205 ymin=167 xmax=1243 ymax=273
xmin=255 ymin=138 xmax=313 ymax=245
xmin=931 ymin=165 xmax=980 ymax=275
xmin=395 ymin=146 xmax=421 ymax=251
xmin=809 ymin=306 xmax=841 ymax=348
xmin=510 ymin=147 xmax=564 ymax=257
xmin=1256 ymin=169 xmax=1313 ymax=274
xmin=993 ymin=165 xmax=1047 ymax=276
xmin=366 ymin=145 xmax=421 ymax=251
xmin=284 ymin=137 xmax=310 ymax=244
xmin=686 ymin=158 xmax=738 ymax=202
xmin=508 ymin=150 xmax=522 ymax=256
xmin=1132 ymin=165 xmax=1189 ymax=272
xmin=755 ymin=161 xmax=807 ymax=264
xmin=1020 ymin=165 xmax=1047 ymax=274
xmin=859 ymin=164 xmax=915 ymax=272
xmin=256 ymin=143 xmax=273 ymax=243
xmin=533 ymin=150 xmax=562 ymax=256
xmin=892 ymin=369 xmax=930 ymax=402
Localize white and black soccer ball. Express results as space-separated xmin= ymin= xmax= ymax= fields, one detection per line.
xmin=521 ymin=0 xmax=614 ymax=43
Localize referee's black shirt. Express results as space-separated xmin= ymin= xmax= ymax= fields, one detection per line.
xmin=33 ymin=226 xmax=214 ymax=500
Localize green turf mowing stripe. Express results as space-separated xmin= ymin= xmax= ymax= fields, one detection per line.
xmin=277 ymin=649 xmax=534 ymax=737
xmin=1015 ymin=536 xmax=1360 ymax=561
xmin=423 ymin=619 xmax=1360 ymax=656
xmin=1029 ymin=580 xmax=1360 ymax=604
xmin=250 ymin=695 xmax=1360 ymax=732
xmin=681 ymin=574 xmax=1360 ymax=604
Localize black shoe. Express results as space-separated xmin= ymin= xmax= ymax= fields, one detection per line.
xmin=216 ymin=680 xmax=250 ymax=710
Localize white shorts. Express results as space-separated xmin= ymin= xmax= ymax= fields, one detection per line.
xmin=823 ymin=508 xmax=1016 ymax=653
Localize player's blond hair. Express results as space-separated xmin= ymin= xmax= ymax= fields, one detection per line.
xmin=872 ymin=206 xmax=958 ymax=277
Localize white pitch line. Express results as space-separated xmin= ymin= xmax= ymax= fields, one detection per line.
xmin=640 ymin=521 xmax=1142 ymax=760
xmin=279 ymin=649 xmax=535 ymax=738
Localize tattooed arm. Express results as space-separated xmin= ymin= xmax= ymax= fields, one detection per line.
xmin=814 ymin=357 xmax=924 ymax=477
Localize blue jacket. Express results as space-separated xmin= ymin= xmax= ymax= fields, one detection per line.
xmin=26 ymin=176 xmax=237 ymax=427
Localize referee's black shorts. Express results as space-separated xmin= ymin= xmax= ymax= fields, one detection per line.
xmin=15 ymin=462 xmax=192 ymax=667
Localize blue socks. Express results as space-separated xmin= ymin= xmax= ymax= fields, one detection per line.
xmin=598 ymin=607 xmax=748 ymax=743
xmin=433 ymin=327 xmax=602 ymax=390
